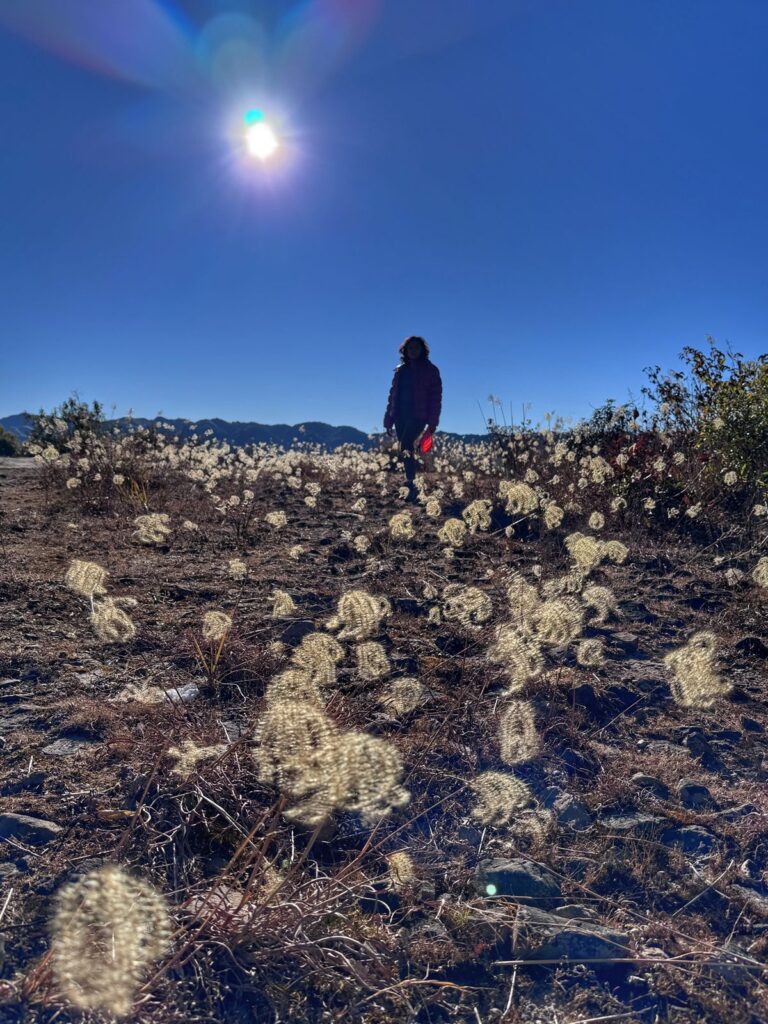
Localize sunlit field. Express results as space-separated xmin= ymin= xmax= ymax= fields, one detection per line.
xmin=1 ymin=346 xmax=768 ymax=1023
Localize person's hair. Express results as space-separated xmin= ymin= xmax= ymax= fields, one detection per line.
xmin=399 ymin=336 xmax=430 ymax=362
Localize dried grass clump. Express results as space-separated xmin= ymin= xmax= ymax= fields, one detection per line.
xmin=387 ymin=851 xmax=417 ymax=889
xmin=564 ymin=532 xmax=604 ymax=573
xmin=202 ymin=610 xmax=232 ymax=642
xmin=489 ymin=624 xmax=543 ymax=691
xmin=228 ymin=558 xmax=248 ymax=580
xmin=530 ymin=597 xmax=584 ymax=646
xmin=50 ymin=865 xmax=171 ymax=1017
xmin=378 ymin=677 xmax=428 ymax=715
xmin=254 ymin=700 xmax=339 ymax=796
xmin=498 ymin=700 xmax=539 ymax=764
xmin=576 ymin=638 xmax=605 ymax=667
xmin=505 ymin=576 xmax=541 ymax=622
xmin=603 ymin=539 xmax=629 ymax=564
xmin=581 ymin=584 xmax=618 ymax=624
xmin=425 ymin=498 xmax=442 ymax=518
xmin=326 ymin=589 xmax=392 ymax=640
xmin=264 ymin=669 xmax=324 ymax=707
xmin=753 ymin=556 xmax=768 ymax=588
xmin=498 ymin=480 xmax=538 ymax=515
xmin=355 ymin=641 xmax=390 ymax=681
xmin=663 ymin=631 xmax=732 ymax=708
xmin=442 ymin=584 xmax=493 ymax=629
xmin=271 ymin=589 xmax=297 ymax=618
xmin=470 ymin=771 xmax=532 ymax=826
xmin=541 ymin=571 xmax=585 ymax=598
xmin=167 ymin=739 xmax=227 ymax=777
xmin=90 ymin=597 xmax=137 ymax=643
xmin=389 ymin=511 xmax=415 ymax=540
xmin=265 ymin=510 xmax=288 ymax=529
xmin=543 ymin=503 xmax=564 ymax=529
xmin=64 ymin=560 xmax=108 ymax=598
xmin=292 ymin=632 xmax=344 ymax=686
xmin=353 ymin=534 xmax=371 ymax=553
xmin=462 ymin=499 xmax=493 ymax=533
xmin=438 ymin=518 xmax=468 ymax=548
xmin=334 ymin=731 xmax=410 ymax=825
xmin=588 ymin=511 xmax=605 ymax=531
xmin=132 ymin=513 xmax=171 ymax=545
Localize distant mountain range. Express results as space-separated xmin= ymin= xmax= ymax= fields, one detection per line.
xmin=0 ymin=413 xmax=487 ymax=450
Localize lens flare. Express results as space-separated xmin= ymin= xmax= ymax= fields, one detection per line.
xmin=245 ymin=120 xmax=279 ymax=161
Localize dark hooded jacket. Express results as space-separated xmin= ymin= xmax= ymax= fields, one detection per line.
xmin=383 ymin=357 xmax=442 ymax=433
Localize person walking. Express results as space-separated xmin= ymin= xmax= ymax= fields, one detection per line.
xmin=383 ymin=336 xmax=442 ymax=501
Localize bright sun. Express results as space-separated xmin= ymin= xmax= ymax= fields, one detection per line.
xmin=244 ymin=111 xmax=279 ymax=161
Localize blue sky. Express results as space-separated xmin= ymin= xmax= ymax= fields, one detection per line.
xmin=1 ymin=0 xmax=766 ymax=434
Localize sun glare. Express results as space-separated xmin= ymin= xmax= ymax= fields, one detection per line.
xmin=244 ymin=111 xmax=279 ymax=161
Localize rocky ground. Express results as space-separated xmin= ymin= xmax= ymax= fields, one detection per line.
xmin=1 ymin=455 xmax=768 ymax=1023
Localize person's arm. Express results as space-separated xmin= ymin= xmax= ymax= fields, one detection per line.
xmin=426 ymin=366 xmax=442 ymax=434
xmin=383 ymin=367 xmax=400 ymax=431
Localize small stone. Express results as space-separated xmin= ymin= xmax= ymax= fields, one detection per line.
xmin=41 ymin=737 xmax=96 ymax=757
xmin=631 ymin=773 xmax=669 ymax=799
xmin=514 ymin=906 xmax=631 ymax=968
xmin=552 ymin=793 xmax=593 ymax=831
xmin=660 ymin=825 xmax=717 ymax=856
xmin=477 ymin=858 xmax=562 ymax=905
xmin=281 ymin=619 xmax=315 ymax=646
xmin=735 ymin=636 xmax=768 ymax=658
xmin=164 ymin=682 xmax=199 ymax=704
xmin=741 ymin=717 xmax=763 ymax=733
xmin=0 ymin=813 xmax=63 ymax=845
xmin=676 ymin=779 xmax=717 ymax=810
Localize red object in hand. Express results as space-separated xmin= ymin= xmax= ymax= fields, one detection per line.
xmin=420 ymin=432 xmax=433 ymax=454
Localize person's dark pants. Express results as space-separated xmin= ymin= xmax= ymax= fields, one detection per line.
xmin=395 ymin=417 xmax=423 ymax=487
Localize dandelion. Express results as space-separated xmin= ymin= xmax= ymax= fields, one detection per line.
xmin=167 ymin=739 xmax=227 ymax=778
xmin=132 ymin=513 xmax=171 ymax=545
xmin=498 ymin=700 xmax=539 ymax=764
xmin=470 ymin=771 xmax=532 ymax=827
xmin=643 ymin=497 xmax=656 ymax=512
xmin=685 ymin=503 xmax=702 ymax=519
xmin=50 ymin=865 xmax=171 ymax=1017
xmin=65 ymin=559 xmax=108 ymax=599
xmin=289 ymin=544 xmax=305 ymax=560
xmin=351 ymin=497 xmax=367 ymax=513
xmin=664 ymin=632 xmax=732 ymax=708
xmin=228 ymin=558 xmax=248 ymax=581
xmin=265 ymin=510 xmax=288 ymax=529
xmin=378 ymin=677 xmax=428 ymax=715
xmin=112 ymin=474 xmax=125 ymax=486
xmin=588 ymin=511 xmax=605 ymax=531
xmin=90 ymin=597 xmax=137 ymax=643
xmin=672 ymin=452 xmax=685 ymax=466
xmin=610 ymin=496 xmax=627 ymax=512
xmin=441 ymin=584 xmax=493 ymax=629
xmin=389 ymin=511 xmax=415 ymax=540
xmin=202 ymin=610 xmax=232 ymax=642
xmin=724 ymin=567 xmax=744 ymax=587
xmin=182 ymin=520 xmax=199 ymax=532
xmin=753 ymin=504 xmax=768 ymax=518
xmin=271 ymin=589 xmax=296 ymax=618
xmin=438 ymin=518 xmax=467 ymax=548
xmin=353 ymin=534 xmax=371 ymax=554
xmin=304 ymin=495 xmax=317 ymax=508
xmin=723 ymin=470 xmax=738 ymax=486
xmin=66 ymin=477 xmax=81 ymax=490
xmin=425 ymin=498 xmax=442 ymax=518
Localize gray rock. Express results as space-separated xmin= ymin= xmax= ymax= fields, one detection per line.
xmin=0 ymin=813 xmax=63 ymax=845
xmin=281 ymin=619 xmax=315 ymax=646
xmin=552 ymin=793 xmax=593 ymax=831
xmin=164 ymin=682 xmax=199 ymax=704
xmin=601 ymin=812 xmax=665 ymax=833
xmin=514 ymin=906 xmax=631 ymax=966
xmin=676 ymin=778 xmax=717 ymax=810
xmin=631 ymin=773 xmax=669 ymax=799
xmin=477 ymin=857 xmax=562 ymax=905
xmin=0 ymin=862 xmax=19 ymax=879
xmin=41 ymin=737 xmax=96 ymax=757
xmin=661 ymin=825 xmax=717 ymax=855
